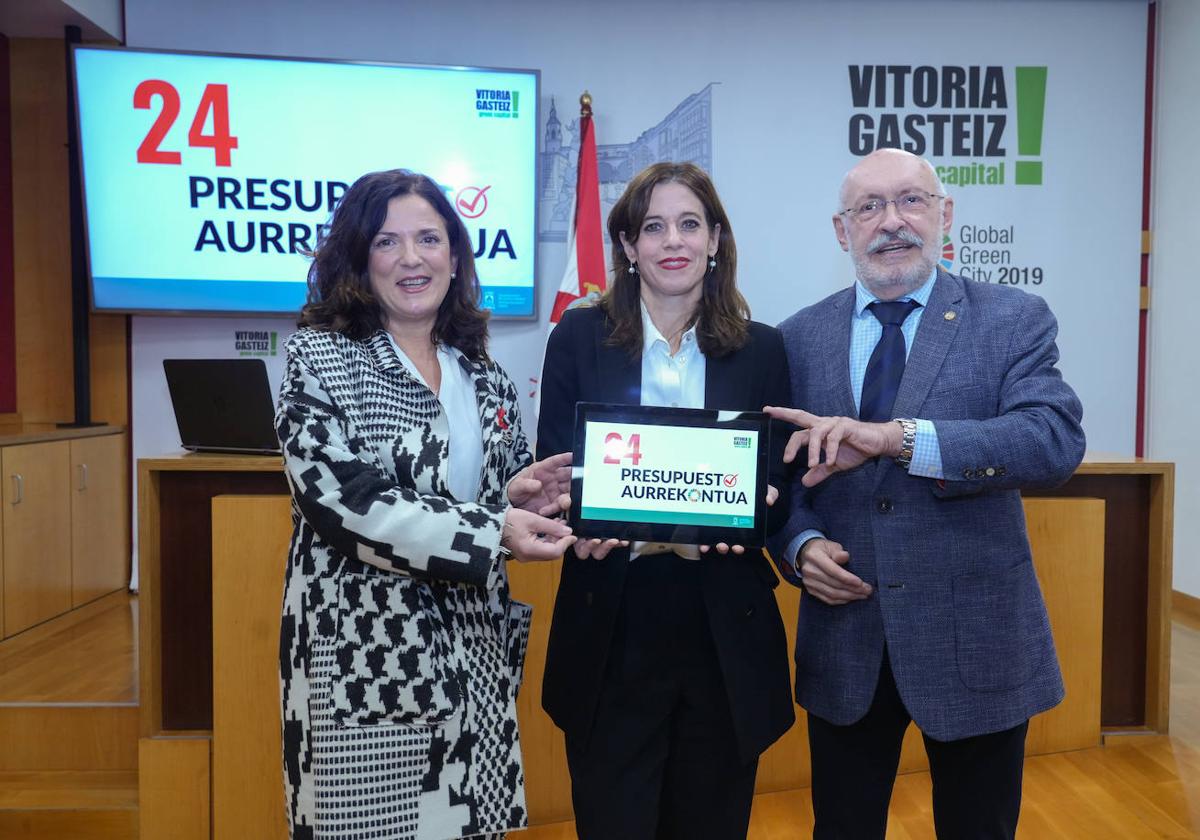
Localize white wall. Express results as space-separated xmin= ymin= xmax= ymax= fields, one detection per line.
xmin=1149 ymin=0 xmax=1199 ymax=597
xmin=121 ymin=0 xmax=1148 ymax=456
xmin=64 ymin=0 xmax=122 ymax=40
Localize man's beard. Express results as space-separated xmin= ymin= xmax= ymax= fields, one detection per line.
xmin=851 ymin=220 xmax=942 ymax=295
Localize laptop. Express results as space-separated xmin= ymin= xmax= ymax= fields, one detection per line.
xmin=163 ymin=359 xmax=281 ymax=455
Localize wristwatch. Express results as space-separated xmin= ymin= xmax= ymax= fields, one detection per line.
xmin=893 ymin=418 xmax=916 ymax=470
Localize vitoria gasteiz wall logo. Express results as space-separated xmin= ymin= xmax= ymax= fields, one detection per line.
xmin=846 ymin=65 xmax=1048 ymax=186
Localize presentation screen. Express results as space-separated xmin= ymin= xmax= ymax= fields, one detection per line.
xmin=72 ymin=46 xmax=539 ymax=316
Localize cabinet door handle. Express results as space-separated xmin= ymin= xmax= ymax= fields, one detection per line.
xmin=11 ymin=473 xmax=22 ymax=505
xmin=77 ymin=463 xmax=89 ymax=492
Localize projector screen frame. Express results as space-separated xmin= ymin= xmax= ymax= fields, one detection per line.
xmin=70 ymin=43 xmax=542 ymax=320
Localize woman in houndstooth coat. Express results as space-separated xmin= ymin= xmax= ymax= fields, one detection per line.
xmin=276 ymin=170 xmax=575 ymax=840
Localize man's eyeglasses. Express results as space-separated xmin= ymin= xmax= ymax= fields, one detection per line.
xmin=840 ymin=192 xmax=946 ymax=224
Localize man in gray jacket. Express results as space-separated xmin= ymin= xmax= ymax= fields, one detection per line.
xmin=766 ymin=148 xmax=1085 ymax=839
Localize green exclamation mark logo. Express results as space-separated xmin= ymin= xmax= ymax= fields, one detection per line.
xmin=1015 ymin=66 xmax=1047 ymax=185
xmin=271 ymin=331 xmax=278 ymax=355
xmin=511 ymin=90 xmax=520 ymax=118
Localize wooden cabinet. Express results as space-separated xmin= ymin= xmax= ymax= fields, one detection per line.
xmin=2 ymin=441 xmax=72 ymax=636
xmin=70 ymin=435 xmax=129 ymax=607
xmin=0 ymin=427 xmax=128 ymax=638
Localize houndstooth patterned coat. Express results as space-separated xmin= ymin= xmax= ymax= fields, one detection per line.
xmin=276 ymin=327 xmax=535 ymax=840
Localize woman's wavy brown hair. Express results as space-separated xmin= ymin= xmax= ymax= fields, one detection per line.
xmin=601 ymin=162 xmax=749 ymax=359
xmin=298 ymin=169 xmax=489 ymax=360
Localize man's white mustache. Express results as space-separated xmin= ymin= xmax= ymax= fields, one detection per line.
xmin=867 ymin=230 xmax=925 ymax=253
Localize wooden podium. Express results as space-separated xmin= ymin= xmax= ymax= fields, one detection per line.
xmin=135 ymin=453 xmax=1173 ymax=839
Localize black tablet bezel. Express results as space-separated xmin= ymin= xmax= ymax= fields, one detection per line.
xmin=569 ymin=402 xmax=770 ymax=547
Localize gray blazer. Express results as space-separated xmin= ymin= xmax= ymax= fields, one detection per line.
xmin=768 ymin=269 xmax=1085 ymax=741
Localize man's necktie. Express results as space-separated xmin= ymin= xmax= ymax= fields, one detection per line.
xmin=859 ymin=299 xmax=920 ymax=422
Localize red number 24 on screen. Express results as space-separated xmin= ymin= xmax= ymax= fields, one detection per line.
xmin=133 ymin=79 xmax=238 ymax=166
xmin=603 ymin=432 xmax=643 ymax=466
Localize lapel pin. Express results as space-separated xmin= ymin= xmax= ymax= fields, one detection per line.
xmin=496 ymin=406 xmax=514 ymax=446
xmin=944 ymin=311 xmax=957 ymax=321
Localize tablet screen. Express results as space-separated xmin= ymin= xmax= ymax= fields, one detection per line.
xmin=569 ymin=402 xmax=769 ymax=546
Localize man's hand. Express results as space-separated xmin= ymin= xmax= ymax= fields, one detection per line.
xmin=798 ymin=538 xmax=872 ymax=605
xmin=507 ymin=452 xmax=573 ymax=517
xmin=764 ymin=407 xmax=901 ymax=487
xmin=501 ymin=507 xmax=576 ymax=562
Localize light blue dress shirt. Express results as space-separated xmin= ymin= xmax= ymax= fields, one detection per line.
xmin=785 ymin=269 xmax=945 ymax=570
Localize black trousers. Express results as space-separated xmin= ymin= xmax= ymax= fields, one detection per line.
xmin=565 ymin=553 xmax=758 ymax=840
xmin=807 ymin=654 xmax=1029 ymax=840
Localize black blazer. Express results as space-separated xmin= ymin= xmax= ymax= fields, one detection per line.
xmin=535 ymin=305 xmax=795 ymax=763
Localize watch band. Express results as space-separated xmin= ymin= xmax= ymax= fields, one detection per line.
xmin=894 ymin=418 xmax=916 ymax=469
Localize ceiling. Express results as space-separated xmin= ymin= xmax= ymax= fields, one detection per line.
xmin=0 ymin=0 xmax=122 ymax=42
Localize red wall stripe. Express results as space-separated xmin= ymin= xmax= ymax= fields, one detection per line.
xmin=1136 ymin=1 xmax=1157 ymax=457
xmin=0 ymin=34 xmax=17 ymax=414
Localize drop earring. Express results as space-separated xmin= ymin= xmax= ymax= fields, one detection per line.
xmin=628 ymin=262 xmax=638 ymax=275
xmin=708 ymin=256 xmax=717 ymax=271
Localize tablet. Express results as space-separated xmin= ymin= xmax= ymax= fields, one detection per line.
xmin=569 ymin=402 xmax=770 ymax=546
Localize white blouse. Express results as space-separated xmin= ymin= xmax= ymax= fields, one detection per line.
xmin=387 ymin=334 xmax=484 ymax=503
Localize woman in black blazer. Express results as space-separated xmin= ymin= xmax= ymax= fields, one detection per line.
xmin=536 ymin=162 xmax=794 ymax=839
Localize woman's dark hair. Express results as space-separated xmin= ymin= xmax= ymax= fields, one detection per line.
xmin=298 ymin=169 xmax=489 ymax=360
xmin=601 ymin=161 xmax=749 ymax=358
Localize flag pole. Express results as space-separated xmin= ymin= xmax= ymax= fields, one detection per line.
xmin=536 ymin=91 xmax=606 ymax=415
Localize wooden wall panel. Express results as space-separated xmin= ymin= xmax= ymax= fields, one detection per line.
xmin=137 ymin=465 xmax=163 ymax=737
xmin=1145 ymin=465 xmax=1175 ymax=731
xmin=0 ymin=35 xmax=16 ymax=414
xmin=157 ymin=470 xmax=289 ymax=731
xmin=757 ymin=579 xmax=810 ymax=792
xmin=0 ymin=474 xmax=4 ymax=636
xmin=138 ymin=737 xmax=210 ymax=840
xmin=508 ymin=558 xmax=574 ymax=823
xmin=89 ymin=311 xmax=129 ymax=428
xmin=10 ymin=38 xmax=71 ymax=424
xmin=211 ymin=495 xmax=289 ymax=840
xmin=1027 ymin=474 xmax=1154 ymax=726
xmin=1024 ymin=498 xmax=1106 ymax=752
xmin=9 ymin=38 xmax=127 ymax=426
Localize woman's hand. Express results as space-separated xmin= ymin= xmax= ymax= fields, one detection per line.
xmin=573 ymin=537 xmax=629 ymax=560
xmin=699 ymin=484 xmax=777 ymax=555
xmin=501 ymin=507 xmax=576 ymax=562
xmin=507 ymin=452 xmax=573 ymax=517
